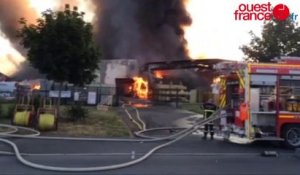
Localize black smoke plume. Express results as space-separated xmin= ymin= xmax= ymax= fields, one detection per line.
xmin=0 ymin=0 xmax=192 ymax=79
xmin=92 ymin=0 xmax=191 ymax=62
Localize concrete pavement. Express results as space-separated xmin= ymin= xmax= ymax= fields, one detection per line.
xmin=0 ymin=105 xmax=299 ymax=174
xmin=0 ymin=136 xmax=299 ymax=175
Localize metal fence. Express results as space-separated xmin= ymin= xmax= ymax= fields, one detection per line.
xmin=14 ymin=86 xmax=118 ymax=106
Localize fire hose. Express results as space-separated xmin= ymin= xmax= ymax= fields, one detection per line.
xmin=122 ymin=104 xmax=146 ymax=131
xmin=0 ymin=105 xmax=225 ymax=172
xmin=122 ymin=104 xmax=188 ymax=139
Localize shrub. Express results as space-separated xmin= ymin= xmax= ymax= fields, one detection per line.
xmin=0 ymin=103 xmax=15 ymax=119
xmin=67 ymin=104 xmax=88 ymax=121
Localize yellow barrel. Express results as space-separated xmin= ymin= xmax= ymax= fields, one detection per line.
xmin=38 ymin=113 xmax=56 ymax=130
xmin=13 ymin=111 xmax=30 ymax=126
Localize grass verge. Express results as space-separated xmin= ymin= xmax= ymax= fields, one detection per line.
xmin=45 ymin=106 xmax=130 ymax=137
xmin=0 ymin=103 xmax=15 ymax=119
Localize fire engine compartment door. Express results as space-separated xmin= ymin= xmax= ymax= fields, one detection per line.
xmin=250 ymin=88 xmax=260 ymax=112
xmin=250 ymin=74 xmax=277 ymax=128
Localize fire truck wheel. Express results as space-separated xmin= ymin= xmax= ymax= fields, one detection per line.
xmin=283 ymin=124 xmax=300 ymax=148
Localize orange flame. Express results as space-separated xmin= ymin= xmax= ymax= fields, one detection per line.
xmin=32 ymin=83 xmax=41 ymax=90
xmin=128 ymin=86 xmax=133 ymax=91
xmin=133 ymin=76 xmax=148 ymax=99
xmin=213 ymin=77 xmax=221 ymax=84
xmin=154 ymin=71 xmax=164 ymax=79
xmin=153 ymin=70 xmax=170 ymax=79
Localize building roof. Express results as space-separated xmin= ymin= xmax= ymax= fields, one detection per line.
xmin=0 ymin=72 xmax=9 ymax=81
xmin=143 ymin=58 xmax=234 ymax=71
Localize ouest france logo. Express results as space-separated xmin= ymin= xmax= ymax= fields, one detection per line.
xmin=234 ymin=2 xmax=298 ymax=21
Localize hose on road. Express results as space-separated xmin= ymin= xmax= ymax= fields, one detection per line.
xmin=0 ymin=105 xmax=225 ymax=172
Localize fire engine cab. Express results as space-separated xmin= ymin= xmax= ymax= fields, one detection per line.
xmin=214 ymin=57 xmax=300 ymax=148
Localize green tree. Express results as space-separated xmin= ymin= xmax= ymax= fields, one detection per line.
xmin=18 ymin=5 xmax=100 ymax=114
xmin=241 ymin=18 xmax=300 ymax=62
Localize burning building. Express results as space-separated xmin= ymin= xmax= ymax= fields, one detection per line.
xmin=97 ymin=59 xmax=139 ymax=85
xmin=0 ymin=0 xmax=224 ymax=104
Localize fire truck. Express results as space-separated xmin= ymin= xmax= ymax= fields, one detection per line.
xmin=214 ymin=57 xmax=300 ymax=148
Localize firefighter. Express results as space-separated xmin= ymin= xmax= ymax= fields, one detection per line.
xmin=201 ymin=100 xmax=217 ymax=140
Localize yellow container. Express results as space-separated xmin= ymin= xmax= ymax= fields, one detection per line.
xmin=38 ymin=113 xmax=55 ymax=130
xmin=14 ymin=111 xmax=30 ymax=126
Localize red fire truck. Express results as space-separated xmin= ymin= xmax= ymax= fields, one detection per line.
xmin=214 ymin=57 xmax=300 ymax=148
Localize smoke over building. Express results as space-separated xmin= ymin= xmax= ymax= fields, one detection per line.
xmin=0 ymin=0 xmax=37 ymax=52
xmin=92 ymin=0 xmax=191 ymax=62
xmin=0 ymin=0 xmax=192 ymax=79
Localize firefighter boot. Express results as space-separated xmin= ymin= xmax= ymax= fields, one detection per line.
xmin=210 ymin=124 xmax=214 ymax=140
xmin=203 ymin=124 xmax=208 ymax=139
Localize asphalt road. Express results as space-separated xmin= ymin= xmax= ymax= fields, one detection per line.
xmin=0 ymin=105 xmax=299 ymax=175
